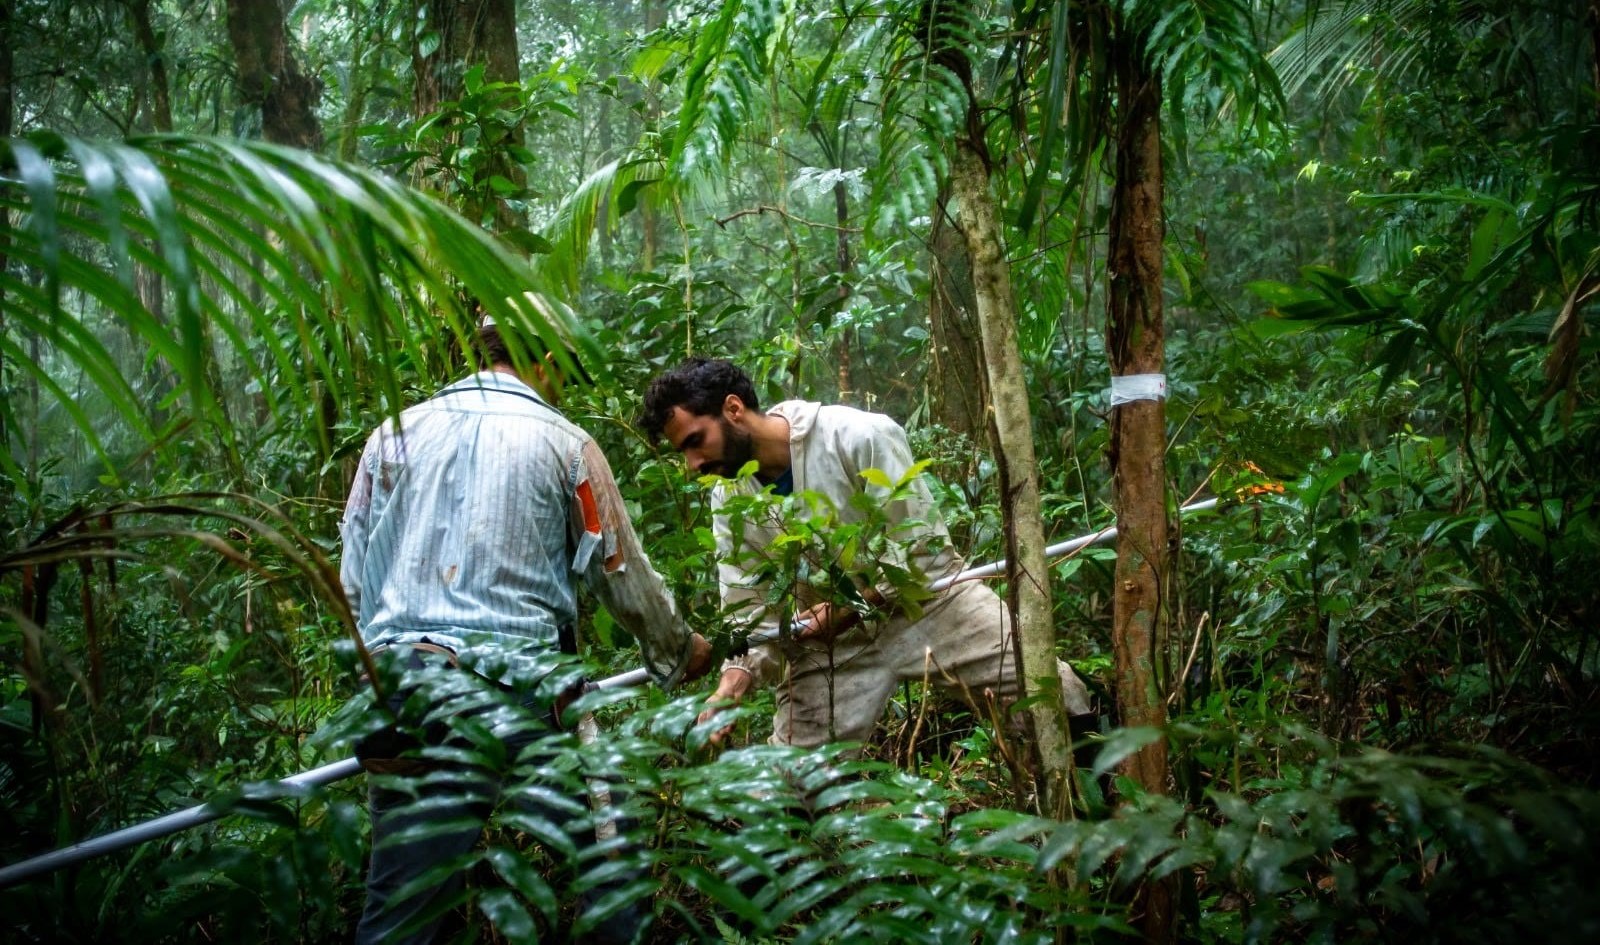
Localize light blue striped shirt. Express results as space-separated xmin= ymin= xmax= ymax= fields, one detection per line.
xmin=339 ymin=371 xmax=694 ymax=687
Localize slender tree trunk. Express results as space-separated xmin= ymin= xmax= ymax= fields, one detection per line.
xmin=0 ymin=0 xmax=9 ymax=148
xmin=0 ymin=0 xmax=11 ymax=482
xmin=1107 ymin=19 xmax=1175 ymax=944
xmin=927 ymin=192 xmax=987 ymax=437
xmin=831 ymin=178 xmax=855 ymax=400
xmin=596 ymin=0 xmax=616 ymax=270
xmin=337 ymin=2 xmax=389 ymax=162
xmin=950 ymin=138 xmax=1074 ymax=812
xmin=921 ymin=0 xmax=1071 ymax=810
xmin=122 ymin=0 xmax=178 ymax=434
xmin=1590 ymin=0 xmax=1600 ymax=125
xmin=126 ymin=0 xmax=173 ymax=132
xmin=226 ymin=0 xmax=324 ymax=150
xmin=637 ymin=0 xmax=664 ymax=273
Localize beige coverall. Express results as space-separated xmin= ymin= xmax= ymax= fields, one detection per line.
xmin=714 ymin=400 xmax=1093 ymax=747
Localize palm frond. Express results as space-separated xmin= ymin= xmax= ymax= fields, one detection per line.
xmin=669 ymin=0 xmax=792 ymax=178
xmin=536 ymin=156 xmax=666 ymax=295
xmin=1140 ymin=0 xmax=1286 ymax=155
xmin=1262 ymin=0 xmax=1557 ymax=107
xmin=0 ymin=132 xmax=592 ymax=481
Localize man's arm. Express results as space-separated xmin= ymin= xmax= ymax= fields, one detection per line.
xmin=696 ymin=499 xmax=790 ymax=734
xmin=571 ymin=439 xmax=710 ymax=688
xmin=794 ymin=411 xmax=956 ymax=639
xmin=338 ymin=433 xmax=378 ymax=618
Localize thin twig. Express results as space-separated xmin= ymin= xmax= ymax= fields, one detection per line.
xmin=714 ymin=204 xmax=862 ymax=233
xmin=1167 ymin=611 xmax=1210 ymax=708
xmin=902 ymin=647 xmax=935 ymax=769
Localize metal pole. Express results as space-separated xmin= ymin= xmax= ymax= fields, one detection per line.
xmin=0 ymin=757 xmax=365 ymax=889
xmin=0 ymin=497 xmax=1221 ymax=888
xmin=932 ymin=497 xmax=1218 ymax=590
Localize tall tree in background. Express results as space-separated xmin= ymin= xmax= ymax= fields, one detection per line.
xmin=123 ymin=0 xmax=172 ymax=133
xmin=412 ymin=0 xmax=518 ymax=115
xmin=124 ymin=0 xmax=174 ymax=370
xmin=225 ymin=0 xmax=323 ymax=150
xmin=0 ymin=0 xmax=12 ymax=459
xmin=412 ymin=0 xmax=526 ymax=235
xmin=927 ymin=202 xmax=987 ymax=436
xmin=224 ymin=0 xmax=325 ymax=479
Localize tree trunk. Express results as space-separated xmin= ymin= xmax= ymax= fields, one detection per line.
xmin=596 ymin=0 xmax=616 ymax=271
xmin=831 ymin=177 xmax=855 ymax=401
xmin=122 ymin=0 xmax=177 ymax=432
xmin=0 ymin=0 xmax=11 ymax=464
xmin=336 ymin=4 xmax=387 ymax=162
xmin=126 ymin=0 xmax=173 ymax=132
xmin=225 ymin=0 xmax=323 ymax=150
xmin=927 ymin=194 xmax=987 ymax=437
xmin=1107 ymin=19 xmax=1175 ymax=944
xmin=950 ymin=137 xmax=1074 ymax=813
xmin=412 ymin=0 xmax=519 ymax=115
xmin=1591 ymin=0 xmax=1600 ymax=125
xmin=637 ymin=0 xmax=665 ymax=273
xmin=920 ymin=0 xmax=1072 ymax=812
xmin=412 ymin=0 xmax=524 ymax=233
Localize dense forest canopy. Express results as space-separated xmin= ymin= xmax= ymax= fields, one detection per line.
xmin=1 ymin=0 xmax=1597 ymax=942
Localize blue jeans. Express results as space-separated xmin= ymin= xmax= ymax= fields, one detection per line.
xmin=353 ymin=648 xmax=646 ymax=945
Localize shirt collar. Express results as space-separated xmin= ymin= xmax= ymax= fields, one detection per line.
xmin=439 ymin=370 xmax=551 ymax=407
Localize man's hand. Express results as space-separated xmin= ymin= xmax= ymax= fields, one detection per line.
xmin=793 ymin=601 xmax=862 ymax=643
xmin=697 ymin=665 xmax=754 ymax=746
xmin=683 ymin=633 xmax=715 ymax=682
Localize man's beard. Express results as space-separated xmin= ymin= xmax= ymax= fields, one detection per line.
xmin=706 ymin=417 xmax=755 ymax=478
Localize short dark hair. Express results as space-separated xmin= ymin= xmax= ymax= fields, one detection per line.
xmin=469 ymin=323 xmax=592 ymax=385
xmin=471 ymin=324 xmax=514 ymax=368
xmin=640 ymin=357 xmax=761 ymax=440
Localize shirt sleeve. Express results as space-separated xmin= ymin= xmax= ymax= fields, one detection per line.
xmin=712 ymin=491 xmax=787 ymax=687
xmin=339 ymin=432 xmax=378 ymax=618
xmin=570 ymin=438 xmax=697 ymax=690
xmin=842 ymin=413 xmax=960 ymax=609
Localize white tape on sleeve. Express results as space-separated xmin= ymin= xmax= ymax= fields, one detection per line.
xmin=1108 ymin=373 xmax=1167 ymax=405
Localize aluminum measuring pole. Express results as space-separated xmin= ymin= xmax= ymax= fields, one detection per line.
xmin=0 ymin=497 xmax=1220 ymax=888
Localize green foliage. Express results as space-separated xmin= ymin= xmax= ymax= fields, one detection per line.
xmin=0 ymin=132 xmax=593 ymax=484
xmin=366 ymin=61 xmax=580 ymax=250
xmin=717 ymin=460 xmax=942 ymax=639
xmin=19 ymin=660 xmax=1597 ymax=943
xmin=3 ymin=0 xmax=1599 ymax=942
xmin=1047 ymin=740 xmax=1600 ymax=944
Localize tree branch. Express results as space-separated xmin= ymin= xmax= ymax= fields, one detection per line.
xmin=714 ymin=205 xmax=861 ymax=233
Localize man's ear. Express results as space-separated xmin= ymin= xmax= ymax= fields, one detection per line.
xmin=722 ymin=393 xmax=746 ymax=424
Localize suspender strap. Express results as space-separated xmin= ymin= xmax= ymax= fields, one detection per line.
xmin=430 ymin=384 xmax=562 ymax=418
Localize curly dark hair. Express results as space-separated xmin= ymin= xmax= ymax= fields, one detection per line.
xmin=640 ymin=357 xmax=761 ymax=440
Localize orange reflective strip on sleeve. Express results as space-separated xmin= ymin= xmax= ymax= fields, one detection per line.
xmin=575 ymin=479 xmax=603 ymax=536
xmin=575 ymin=479 xmax=624 ymax=571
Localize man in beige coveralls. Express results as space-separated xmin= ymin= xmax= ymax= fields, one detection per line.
xmin=641 ymin=358 xmax=1092 ymax=747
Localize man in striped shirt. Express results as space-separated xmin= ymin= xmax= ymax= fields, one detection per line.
xmin=341 ymin=316 xmax=711 ymax=944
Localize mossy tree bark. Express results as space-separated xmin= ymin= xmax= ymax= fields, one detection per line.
xmin=411 ymin=0 xmax=525 ymax=235
xmin=950 ymin=136 xmax=1074 ymax=813
xmin=225 ymin=0 xmax=323 ymax=151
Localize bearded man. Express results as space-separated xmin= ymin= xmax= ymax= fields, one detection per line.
xmin=640 ymin=357 xmax=1091 ymax=749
